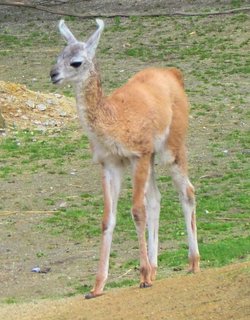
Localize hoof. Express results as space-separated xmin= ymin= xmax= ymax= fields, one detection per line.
xmin=150 ymin=266 xmax=157 ymax=281
xmin=139 ymin=282 xmax=152 ymax=289
xmin=188 ymin=266 xmax=201 ymax=274
xmin=188 ymin=256 xmax=200 ymax=273
xmin=84 ymin=292 xmax=102 ymax=299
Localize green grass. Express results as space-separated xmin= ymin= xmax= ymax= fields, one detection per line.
xmin=0 ymin=129 xmax=89 ymax=160
xmin=159 ymin=236 xmax=250 ymax=268
xmin=4 ymin=297 xmax=17 ymax=304
xmin=199 ymin=236 xmax=250 ymax=267
xmin=0 ymin=34 xmax=20 ymax=46
xmin=45 ymin=208 xmax=102 ymax=239
xmin=0 ymin=128 xmax=90 ymax=178
xmin=101 ymin=236 xmax=250 ymax=291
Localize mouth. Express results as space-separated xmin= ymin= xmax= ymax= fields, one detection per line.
xmin=51 ymin=78 xmax=63 ymax=85
xmin=50 ymin=70 xmax=63 ymax=85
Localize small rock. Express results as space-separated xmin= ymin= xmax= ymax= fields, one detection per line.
xmin=59 ymin=201 xmax=67 ymax=209
xmin=31 ymin=267 xmax=51 ymax=274
xmin=35 ymin=125 xmax=47 ymax=132
xmin=54 ymin=93 xmax=62 ymax=99
xmin=70 ymin=169 xmax=77 ymax=175
xmin=242 ymin=149 xmax=250 ymax=155
xmin=37 ymin=104 xmax=47 ymax=111
xmin=173 ymin=266 xmax=182 ymax=271
xmin=43 ymin=120 xmax=51 ymax=127
xmin=46 ymin=99 xmax=56 ymax=105
xmin=0 ymin=129 xmax=6 ymax=136
xmin=40 ymin=267 xmax=51 ymax=274
xmin=33 ymin=120 xmax=42 ymax=125
xmin=21 ymin=115 xmax=29 ymax=120
xmin=26 ymin=100 xmax=35 ymax=109
xmin=43 ymin=120 xmax=59 ymax=127
xmin=59 ymin=111 xmax=67 ymax=117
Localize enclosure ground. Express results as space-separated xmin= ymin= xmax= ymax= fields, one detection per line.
xmin=0 ymin=261 xmax=249 ymax=320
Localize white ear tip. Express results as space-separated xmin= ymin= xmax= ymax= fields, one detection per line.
xmin=58 ymin=19 xmax=65 ymax=29
xmin=96 ymin=19 xmax=104 ymax=30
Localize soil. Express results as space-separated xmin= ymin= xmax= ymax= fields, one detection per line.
xmin=0 ymin=261 xmax=249 ymax=320
xmin=0 ymin=81 xmax=76 ymax=130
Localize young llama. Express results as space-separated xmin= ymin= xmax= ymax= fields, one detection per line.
xmin=50 ymin=19 xmax=200 ymax=299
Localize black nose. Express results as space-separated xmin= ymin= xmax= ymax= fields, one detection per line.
xmin=50 ymin=68 xmax=61 ymax=84
xmin=50 ymin=70 xmax=59 ymax=79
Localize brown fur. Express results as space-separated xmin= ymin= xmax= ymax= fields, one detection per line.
xmin=83 ymin=67 xmax=188 ymax=158
xmin=187 ymin=185 xmax=195 ymax=203
xmin=80 ymin=66 xmax=199 ymax=296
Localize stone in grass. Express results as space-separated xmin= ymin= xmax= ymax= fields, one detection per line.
xmin=46 ymin=99 xmax=56 ymax=105
xmin=31 ymin=267 xmax=51 ymax=274
xmin=36 ymin=104 xmax=47 ymax=111
xmin=59 ymin=111 xmax=67 ymax=117
xmin=26 ymin=100 xmax=35 ymax=109
xmin=59 ymin=201 xmax=68 ymax=209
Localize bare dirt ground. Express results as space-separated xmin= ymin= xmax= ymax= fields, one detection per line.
xmin=0 ymin=261 xmax=249 ymax=320
xmin=0 ymin=81 xmax=76 ymax=130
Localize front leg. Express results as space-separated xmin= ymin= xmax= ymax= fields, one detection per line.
xmin=131 ymin=155 xmax=153 ymax=288
xmin=85 ymin=162 xmax=123 ymax=299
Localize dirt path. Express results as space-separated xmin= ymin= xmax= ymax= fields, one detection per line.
xmin=1 ymin=262 xmax=249 ymax=320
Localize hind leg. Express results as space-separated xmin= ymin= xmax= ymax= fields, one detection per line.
xmin=170 ymin=161 xmax=200 ymax=273
xmin=145 ymin=158 xmax=161 ymax=281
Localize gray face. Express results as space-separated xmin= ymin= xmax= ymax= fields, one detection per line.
xmin=50 ymin=42 xmax=90 ymax=85
xmin=50 ymin=19 xmax=104 ymax=85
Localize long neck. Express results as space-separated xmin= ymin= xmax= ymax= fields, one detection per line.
xmin=75 ymin=64 xmax=103 ymax=127
xmin=75 ymin=64 xmax=116 ymax=133
xmin=85 ymin=69 xmax=104 ymax=124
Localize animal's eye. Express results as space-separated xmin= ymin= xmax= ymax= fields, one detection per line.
xmin=70 ymin=61 xmax=82 ymax=68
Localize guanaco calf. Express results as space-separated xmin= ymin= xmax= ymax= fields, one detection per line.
xmin=50 ymin=19 xmax=200 ymax=299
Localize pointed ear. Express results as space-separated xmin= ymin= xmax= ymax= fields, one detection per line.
xmin=58 ymin=20 xmax=77 ymax=44
xmin=85 ymin=19 xmax=105 ymax=59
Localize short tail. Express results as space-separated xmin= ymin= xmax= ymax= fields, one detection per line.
xmin=169 ymin=68 xmax=185 ymax=88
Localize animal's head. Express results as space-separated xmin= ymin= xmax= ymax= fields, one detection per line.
xmin=50 ymin=19 xmax=104 ymax=85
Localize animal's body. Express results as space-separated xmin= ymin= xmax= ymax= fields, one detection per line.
xmin=50 ymin=19 xmax=200 ymax=299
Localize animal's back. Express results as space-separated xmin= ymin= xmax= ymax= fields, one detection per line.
xmin=105 ymin=67 xmax=189 ymax=154
xmin=109 ymin=67 xmax=188 ymax=121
